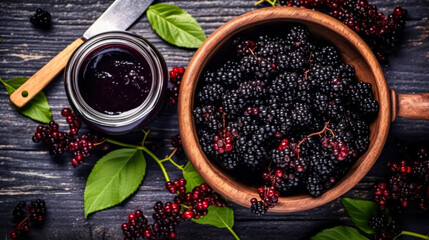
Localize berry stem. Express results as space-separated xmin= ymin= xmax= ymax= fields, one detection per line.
xmin=396 ymin=231 xmax=429 ymax=240
xmin=105 ymin=138 xmax=170 ymax=182
xmin=254 ymin=0 xmax=276 ymax=7
xmin=141 ymin=129 xmax=150 ymax=146
xmin=295 ymin=121 xmax=334 ymax=159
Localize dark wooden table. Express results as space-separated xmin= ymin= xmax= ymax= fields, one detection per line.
xmin=0 ymin=0 xmax=428 ymax=239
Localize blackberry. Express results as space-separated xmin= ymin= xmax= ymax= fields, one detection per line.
xmin=197 ymin=83 xmax=224 ymax=104
xmin=288 ymin=51 xmax=309 ymax=71
xmin=306 ymin=174 xmax=326 ymax=197
xmin=369 ymin=215 xmax=386 ymax=232
xmin=30 ymin=8 xmax=51 ymax=29
xmin=250 ymin=199 xmax=268 ymax=216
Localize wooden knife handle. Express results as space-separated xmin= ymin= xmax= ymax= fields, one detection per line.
xmin=391 ymin=89 xmax=429 ymax=121
xmin=10 ymin=38 xmax=85 ymax=108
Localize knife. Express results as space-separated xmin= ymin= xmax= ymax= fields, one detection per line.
xmin=10 ymin=0 xmax=154 ymax=108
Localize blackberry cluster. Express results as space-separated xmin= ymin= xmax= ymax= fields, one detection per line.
xmin=10 ymin=200 xmax=46 ymax=239
xmin=276 ymin=0 xmax=407 ymax=62
xmin=121 ymin=179 xmax=226 ymax=239
xmin=250 ymin=186 xmax=279 ymax=215
xmin=29 ymin=8 xmax=51 ymax=29
xmin=368 ymin=213 xmax=402 ymax=240
xmin=373 ymin=142 xmax=429 ymax=212
xmin=32 ymin=108 xmax=104 ymax=167
xmin=167 ymin=67 xmax=185 ymax=106
xmin=194 ymin=24 xmax=379 ymax=213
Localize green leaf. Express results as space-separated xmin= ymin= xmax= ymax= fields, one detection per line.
xmin=182 ymin=162 xmax=205 ymax=191
xmin=192 ymin=205 xmax=234 ymax=229
xmin=0 ymin=77 xmax=51 ymax=123
xmin=147 ymin=4 xmax=206 ymax=48
xmin=84 ymin=148 xmax=146 ymax=218
xmin=311 ymin=226 xmax=369 ymax=240
xmin=341 ymin=197 xmax=378 ymax=234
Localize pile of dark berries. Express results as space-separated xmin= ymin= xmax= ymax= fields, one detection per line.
xmin=368 ymin=213 xmax=402 ymax=240
xmin=167 ymin=67 xmax=185 ymax=106
xmin=10 ymin=200 xmax=46 ymax=239
xmin=32 ymin=108 xmax=104 ymax=167
xmin=193 ymin=24 xmax=378 ymax=214
xmin=29 ymin=8 xmax=51 ymax=29
xmin=121 ymin=179 xmax=225 ymax=239
xmin=276 ymin=0 xmax=407 ymax=62
xmin=373 ymin=142 xmax=429 ymax=212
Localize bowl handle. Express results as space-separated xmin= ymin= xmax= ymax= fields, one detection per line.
xmin=391 ymin=89 xmax=429 ymax=121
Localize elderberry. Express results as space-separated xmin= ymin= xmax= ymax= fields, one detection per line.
xmin=32 ymin=108 xmax=104 ymax=167
xmin=121 ymin=179 xmax=227 ymax=239
xmin=167 ymin=67 xmax=185 ymax=106
xmin=10 ymin=199 xmax=46 ymax=239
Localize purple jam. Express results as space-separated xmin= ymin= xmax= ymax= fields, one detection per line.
xmin=78 ymin=45 xmax=152 ymax=115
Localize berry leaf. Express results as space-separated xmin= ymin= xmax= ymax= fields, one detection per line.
xmin=146 ymin=4 xmax=206 ymax=48
xmin=311 ymin=226 xmax=369 ymax=240
xmin=192 ymin=205 xmax=234 ymax=229
xmin=341 ymin=197 xmax=378 ymax=234
xmin=84 ymin=148 xmax=146 ymax=218
xmin=182 ymin=162 xmax=205 ymax=192
xmin=0 ymin=77 xmax=51 ymax=123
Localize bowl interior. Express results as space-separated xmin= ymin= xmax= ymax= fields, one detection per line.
xmin=179 ymin=7 xmax=390 ymax=212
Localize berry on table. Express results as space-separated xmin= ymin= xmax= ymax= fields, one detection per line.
xmin=10 ymin=200 xmax=47 ymax=239
xmin=30 ymin=8 xmax=51 ymax=29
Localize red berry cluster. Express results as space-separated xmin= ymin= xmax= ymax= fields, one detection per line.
xmin=121 ymin=179 xmax=226 ymax=240
xmin=277 ymin=0 xmax=407 ymax=62
xmin=167 ymin=67 xmax=185 ymax=106
xmin=10 ymin=200 xmax=46 ymax=239
xmin=213 ymin=129 xmax=238 ymax=154
xmin=250 ymin=186 xmax=280 ymax=215
xmin=373 ymin=142 xmax=429 ymax=211
xmin=32 ymin=108 xmax=104 ymax=167
xmin=322 ymin=138 xmax=352 ymax=161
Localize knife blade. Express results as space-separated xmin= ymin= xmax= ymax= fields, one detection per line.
xmin=83 ymin=0 xmax=154 ymax=40
xmin=10 ymin=0 xmax=155 ymax=108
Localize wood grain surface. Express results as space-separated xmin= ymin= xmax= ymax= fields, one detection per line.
xmin=0 ymin=0 xmax=428 ymax=239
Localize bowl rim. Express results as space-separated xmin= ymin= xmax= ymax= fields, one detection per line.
xmin=178 ymin=6 xmax=390 ymax=212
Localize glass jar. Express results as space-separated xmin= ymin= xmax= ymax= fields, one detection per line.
xmin=64 ymin=31 xmax=167 ymax=134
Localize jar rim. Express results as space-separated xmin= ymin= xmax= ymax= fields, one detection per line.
xmin=65 ymin=31 xmax=166 ymax=128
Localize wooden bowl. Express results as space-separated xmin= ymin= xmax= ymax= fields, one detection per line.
xmin=178 ymin=7 xmax=429 ymax=212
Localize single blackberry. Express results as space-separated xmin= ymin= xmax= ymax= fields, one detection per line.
xmin=250 ymin=199 xmax=268 ymax=216
xmin=275 ymin=172 xmax=303 ymax=192
xmin=237 ymin=80 xmax=266 ymax=100
xmin=216 ymin=61 xmax=244 ymax=86
xmin=218 ymin=152 xmax=239 ymax=170
xmin=312 ymin=44 xmax=341 ymax=66
xmin=291 ymin=103 xmax=312 ymax=127
xmin=197 ymin=83 xmax=224 ymax=104
xmin=30 ymin=8 xmax=51 ymax=29
xmin=221 ymin=90 xmax=245 ymax=118
xmin=369 ymin=215 xmax=386 ymax=232
xmin=193 ymin=105 xmax=222 ymax=131
xmin=306 ymin=174 xmax=325 ymax=197
xmin=288 ymin=51 xmax=309 ymax=71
